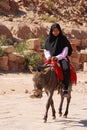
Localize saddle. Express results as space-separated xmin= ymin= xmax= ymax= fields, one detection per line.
xmin=44 ymin=59 xmax=77 ymax=85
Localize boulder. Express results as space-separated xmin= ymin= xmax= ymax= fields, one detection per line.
xmin=15 ymin=54 xmax=25 ymax=64
xmin=1 ymin=45 xmax=14 ymax=54
xmin=70 ymin=57 xmax=80 ymax=64
xmin=80 ymin=31 xmax=87 ymax=39
xmin=9 ymin=0 xmax=19 ymax=14
xmin=70 ymin=51 xmax=80 ymax=70
xmin=8 ymin=61 xmax=25 ymax=72
xmin=71 ymin=43 xmax=77 ymax=51
xmin=8 ymin=61 xmax=18 ymax=71
xmin=71 ymin=30 xmax=82 ymax=39
xmin=8 ymin=53 xmax=17 ymax=62
xmin=12 ymin=23 xmax=47 ymax=40
xmin=0 ymin=0 xmax=19 ymax=14
xmin=71 ymin=51 xmax=80 ymax=58
xmin=22 ymin=0 xmax=28 ymax=6
xmin=0 ymin=23 xmax=13 ymax=39
xmin=8 ymin=53 xmax=25 ymax=64
xmin=0 ymin=1 xmax=10 ymax=13
xmin=13 ymin=24 xmax=31 ymax=39
xmin=32 ymin=26 xmax=47 ymax=38
xmin=0 ymin=56 xmax=8 ymax=71
xmin=83 ymin=62 xmax=87 ymax=72
xmin=69 ymin=38 xmax=81 ymax=46
xmin=71 ymin=62 xmax=80 ymax=70
xmin=18 ymin=64 xmax=25 ymax=71
xmin=81 ymin=39 xmax=87 ymax=47
xmin=26 ymin=38 xmax=41 ymax=51
xmin=79 ymin=53 xmax=87 ymax=63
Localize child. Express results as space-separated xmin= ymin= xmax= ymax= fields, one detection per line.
xmin=44 ymin=23 xmax=73 ymax=96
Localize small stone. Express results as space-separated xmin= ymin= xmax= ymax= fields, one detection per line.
xmin=11 ymin=89 xmax=15 ymax=91
xmin=25 ymin=89 xmax=29 ymax=94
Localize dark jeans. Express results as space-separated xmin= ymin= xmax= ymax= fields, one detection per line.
xmin=59 ymin=59 xmax=70 ymax=90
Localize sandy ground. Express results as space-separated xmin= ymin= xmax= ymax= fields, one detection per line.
xmin=0 ymin=71 xmax=87 ymax=130
xmin=0 ymin=72 xmax=34 ymax=95
xmin=0 ymin=71 xmax=87 ymax=95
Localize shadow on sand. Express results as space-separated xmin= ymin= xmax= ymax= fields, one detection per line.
xmin=79 ymin=120 xmax=87 ymax=127
xmin=47 ymin=117 xmax=87 ymax=128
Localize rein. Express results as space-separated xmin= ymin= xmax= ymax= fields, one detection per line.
xmin=32 ymin=88 xmax=43 ymax=98
xmin=32 ymin=64 xmax=54 ymax=97
xmin=46 ymin=65 xmax=54 ymax=86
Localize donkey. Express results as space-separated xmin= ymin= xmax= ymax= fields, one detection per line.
xmin=32 ymin=64 xmax=72 ymax=123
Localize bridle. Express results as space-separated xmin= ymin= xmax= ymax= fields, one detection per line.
xmin=31 ymin=64 xmax=54 ymax=97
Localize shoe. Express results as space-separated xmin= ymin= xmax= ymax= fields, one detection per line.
xmin=63 ymin=90 xmax=68 ymax=97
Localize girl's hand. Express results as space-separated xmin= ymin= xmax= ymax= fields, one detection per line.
xmin=52 ymin=56 xmax=57 ymax=60
xmin=47 ymin=57 xmax=51 ymax=60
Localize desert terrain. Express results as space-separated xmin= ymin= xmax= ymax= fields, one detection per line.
xmin=0 ymin=71 xmax=87 ymax=130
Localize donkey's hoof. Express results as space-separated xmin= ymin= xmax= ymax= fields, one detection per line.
xmin=43 ymin=119 xmax=47 ymax=123
xmin=43 ymin=117 xmax=47 ymax=123
xmin=53 ymin=115 xmax=56 ymax=119
xmin=59 ymin=113 xmax=62 ymax=117
xmin=59 ymin=114 xmax=62 ymax=117
xmin=63 ymin=114 xmax=67 ymax=118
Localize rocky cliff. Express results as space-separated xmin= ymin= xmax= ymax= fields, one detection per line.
xmin=0 ymin=0 xmax=87 ymax=71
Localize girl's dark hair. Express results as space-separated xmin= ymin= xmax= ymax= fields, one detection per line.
xmin=49 ymin=23 xmax=62 ymax=36
xmin=49 ymin=23 xmax=62 ymax=42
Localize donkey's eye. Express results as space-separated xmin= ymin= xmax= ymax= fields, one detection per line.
xmin=38 ymin=79 xmax=42 ymax=84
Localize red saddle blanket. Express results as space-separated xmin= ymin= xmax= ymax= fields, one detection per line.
xmin=44 ymin=59 xmax=77 ymax=85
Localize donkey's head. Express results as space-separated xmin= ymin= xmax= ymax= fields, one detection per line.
xmin=30 ymin=65 xmax=52 ymax=98
xmin=33 ymin=67 xmax=44 ymax=90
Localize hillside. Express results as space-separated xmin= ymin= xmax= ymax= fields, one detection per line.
xmin=0 ymin=0 xmax=87 ymax=40
xmin=0 ymin=0 xmax=87 ymax=24
xmin=0 ymin=0 xmax=87 ymax=71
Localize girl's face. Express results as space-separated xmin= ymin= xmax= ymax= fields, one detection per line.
xmin=52 ymin=27 xmax=60 ymax=36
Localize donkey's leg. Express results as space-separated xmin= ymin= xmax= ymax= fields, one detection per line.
xmin=43 ymin=90 xmax=54 ymax=123
xmin=59 ymin=95 xmax=64 ymax=117
xmin=63 ymin=96 xmax=71 ymax=118
xmin=50 ymin=98 xmax=56 ymax=119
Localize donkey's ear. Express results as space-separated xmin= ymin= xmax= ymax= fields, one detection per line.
xmin=36 ymin=64 xmax=51 ymax=72
xmin=28 ymin=65 xmax=36 ymax=74
xmin=36 ymin=65 xmax=44 ymax=72
xmin=29 ymin=65 xmax=44 ymax=73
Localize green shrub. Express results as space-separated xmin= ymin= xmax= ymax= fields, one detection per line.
xmin=0 ymin=35 xmax=8 ymax=46
xmin=39 ymin=35 xmax=45 ymax=49
xmin=0 ymin=35 xmax=8 ymax=57
xmin=26 ymin=33 xmax=33 ymax=39
xmin=0 ymin=48 xmax=6 ymax=57
xmin=14 ymin=42 xmax=28 ymax=55
xmin=25 ymin=52 xmax=42 ymax=69
xmin=44 ymin=0 xmax=54 ymax=8
xmin=14 ymin=39 xmax=43 ymax=70
xmin=41 ymin=14 xmax=57 ymax=22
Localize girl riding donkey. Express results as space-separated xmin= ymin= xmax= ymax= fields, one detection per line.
xmin=31 ymin=23 xmax=76 ymax=122
xmin=44 ymin=23 xmax=73 ymax=97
